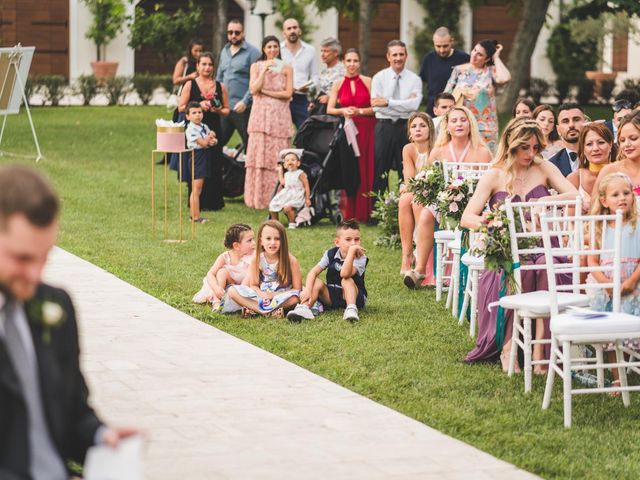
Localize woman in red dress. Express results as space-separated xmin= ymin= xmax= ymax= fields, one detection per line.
xmin=327 ymin=49 xmax=377 ymax=222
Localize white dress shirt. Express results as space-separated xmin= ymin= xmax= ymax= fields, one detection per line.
xmin=280 ymin=40 xmax=318 ymax=90
xmin=371 ymin=67 xmax=422 ymax=121
xmin=566 ymin=147 xmax=579 ymax=173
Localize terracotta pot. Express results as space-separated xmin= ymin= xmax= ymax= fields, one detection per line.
xmin=91 ymin=61 xmax=119 ymax=81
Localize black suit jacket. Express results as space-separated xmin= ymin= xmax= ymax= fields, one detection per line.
xmin=548 ymin=148 xmax=574 ymax=177
xmin=0 ymin=284 xmax=102 ymax=479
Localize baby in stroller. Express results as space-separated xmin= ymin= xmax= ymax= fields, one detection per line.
xmin=269 ymin=149 xmax=312 ymax=229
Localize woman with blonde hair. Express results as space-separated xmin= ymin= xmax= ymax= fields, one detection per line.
xmin=429 ymin=105 xmax=492 ymax=164
xmin=593 ymin=110 xmax=640 ymax=200
xmin=403 ymin=106 xmax=490 ymax=288
xmin=398 ymin=112 xmax=436 ymax=276
xmin=460 ymin=119 xmax=577 ymax=370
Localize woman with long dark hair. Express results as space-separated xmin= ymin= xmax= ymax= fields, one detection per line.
xmin=179 ymin=52 xmax=230 ymax=213
xmin=444 ymin=39 xmax=511 ymax=152
xmin=244 ymin=36 xmax=294 ymax=210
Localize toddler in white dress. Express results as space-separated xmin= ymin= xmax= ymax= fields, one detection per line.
xmin=269 ymin=150 xmax=311 ymax=229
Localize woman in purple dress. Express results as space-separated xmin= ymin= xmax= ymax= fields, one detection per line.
xmin=460 ymin=118 xmax=579 ymax=371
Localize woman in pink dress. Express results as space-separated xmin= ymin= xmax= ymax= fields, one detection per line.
xmin=245 ymin=36 xmax=293 ymax=209
xmin=327 ymin=48 xmax=376 ymax=222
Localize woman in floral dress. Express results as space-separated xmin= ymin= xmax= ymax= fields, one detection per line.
xmin=445 ymin=39 xmax=511 ymax=152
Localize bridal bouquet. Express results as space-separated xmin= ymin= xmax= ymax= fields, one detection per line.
xmin=470 ymin=202 xmax=536 ymax=292
xmin=435 ymin=176 xmax=475 ymax=229
xmin=407 ymin=161 xmax=444 ymax=207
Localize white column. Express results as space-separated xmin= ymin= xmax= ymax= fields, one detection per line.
xmin=460 ymin=2 xmax=473 ymax=53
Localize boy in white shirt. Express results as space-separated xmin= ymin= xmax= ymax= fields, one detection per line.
xmin=184 ymin=101 xmax=217 ymax=223
xmin=432 ymin=92 xmax=456 ymax=139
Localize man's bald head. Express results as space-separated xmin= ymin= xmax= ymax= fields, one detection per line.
xmin=432 ymin=26 xmax=454 ymax=58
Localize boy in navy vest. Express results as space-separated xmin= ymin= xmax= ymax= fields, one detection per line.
xmin=287 ymin=219 xmax=368 ymax=322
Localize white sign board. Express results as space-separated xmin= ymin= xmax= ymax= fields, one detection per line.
xmin=0 ymin=46 xmax=35 ymax=115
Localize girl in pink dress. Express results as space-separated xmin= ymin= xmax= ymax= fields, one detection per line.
xmin=327 ymin=49 xmax=376 ymax=222
xmin=245 ymin=36 xmax=293 ymax=210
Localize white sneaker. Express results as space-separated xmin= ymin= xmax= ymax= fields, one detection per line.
xmin=343 ymin=305 xmax=359 ymax=322
xmin=288 ymin=223 xmax=298 ymax=229
xmin=287 ymin=304 xmax=315 ymax=322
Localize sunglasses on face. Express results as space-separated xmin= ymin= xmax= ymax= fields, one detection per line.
xmin=613 ymin=100 xmax=633 ymax=112
xmin=227 ymin=30 xmax=242 ymax=36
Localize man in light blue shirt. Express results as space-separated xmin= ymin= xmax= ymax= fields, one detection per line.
xmin=217 ymin=19 xmax=260 ymax=150
xmin=280 ymin=18 xmax=318 ymax=129
xmin=371 ymin=39 xmax=422 ymax=196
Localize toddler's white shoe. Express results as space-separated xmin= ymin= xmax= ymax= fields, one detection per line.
xmin=288 ymin=223 xmax=298 ymax=229
xmin=343 ymin=305 xmax=359 ymax=322
xmin=287 ymin=304 xmax=315 ymax=322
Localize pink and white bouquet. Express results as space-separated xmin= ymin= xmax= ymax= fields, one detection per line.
xmin=436 ymin=176 xmax=475 ymax=229
xmin=407 ymin=161 xmax=445 ymax=207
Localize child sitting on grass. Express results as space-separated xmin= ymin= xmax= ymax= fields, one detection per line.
xmin=287 ymin=219 xmax=368 ymax=323
xmin=184 ymin=101 xmax=218 ymax=224
xmin=192 ymin=224 xmax=255 ymax=311
xmin=224 ymin=220 xmax=302 ymax=318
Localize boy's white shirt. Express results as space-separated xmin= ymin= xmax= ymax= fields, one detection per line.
xmin=185 ymin=121 xmax=211 ymax=150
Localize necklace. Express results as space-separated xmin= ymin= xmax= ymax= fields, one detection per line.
xmin=514 ymin=166 xmax=530 ymax=183
xmin=588 ymin=163 xmax=606 ymax=174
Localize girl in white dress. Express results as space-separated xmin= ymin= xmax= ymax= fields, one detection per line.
xmin=269 ymin=150 xmax=311 ymax=229
xmin=192 ymin=224 xmax=255 ymax=310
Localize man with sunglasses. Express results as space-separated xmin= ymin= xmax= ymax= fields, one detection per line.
xmin=605 ymin=90 xmax=639 ymax=142
xmin=217 ymin=19 xmax=260 ymax=151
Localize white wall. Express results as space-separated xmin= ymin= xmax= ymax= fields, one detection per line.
xmin=69 ymin=0 xmax=135 ymax=80
xmin=401 ymin=0 xmax=426 ymax=72
xmin=624 ymin=18 xmax=640 ymax=78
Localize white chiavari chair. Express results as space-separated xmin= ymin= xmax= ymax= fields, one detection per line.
xmin=437 ymin=161 xmax=492 ymax=309
xmin=540 ymin=209 xmax=640 ymax=428
xmin=500 ymin=196 xmax=588 ymax=393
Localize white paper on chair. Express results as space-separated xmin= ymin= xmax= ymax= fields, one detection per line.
xmin=84 ymin=435 xmax=144 ymax=480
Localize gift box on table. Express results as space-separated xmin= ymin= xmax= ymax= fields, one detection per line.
xmin=156 ymin=126 xmax=185 ymax=152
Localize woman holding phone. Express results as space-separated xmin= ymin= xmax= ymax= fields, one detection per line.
xmin=179 ymin=52 xmax=230 ymax=212
xmin=245 ymin=36 xmax=294 ymax=210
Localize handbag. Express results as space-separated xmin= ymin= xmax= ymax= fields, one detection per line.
xmin=452 ymin=87 xmax=465 ymax=106
xmin=166 ymin=59 xmax=189 ymax=111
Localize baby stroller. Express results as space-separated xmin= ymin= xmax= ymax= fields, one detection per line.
xmin=290 ymin=114 xmax=353 ymax=225
xmin=221 ymin=145 xmax=245 ymax=198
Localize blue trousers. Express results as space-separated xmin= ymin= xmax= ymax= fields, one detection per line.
xmin=290 ymin=93 xmax=309 ymax=129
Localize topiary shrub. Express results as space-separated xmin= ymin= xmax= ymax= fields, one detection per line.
xmin=600 ymin=79 xmax=616 ymax=103
xmin=39 ymin=75 xmax=67 ymax=106
xmin=75 ymin=74 xmax=99 ymax=106
xmin=132 ymin=73 xmax=157 ymax=105
xmin=527 ymin=78 xmax=551 ymax=105
xmin=576 ymin=78 xmax=595 ymax=106
xmin=104 ymin=76 xmax=131 ymax=106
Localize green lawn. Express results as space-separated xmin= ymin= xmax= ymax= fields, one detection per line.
xmin=2 ymin=106 xmax=636 ymax=479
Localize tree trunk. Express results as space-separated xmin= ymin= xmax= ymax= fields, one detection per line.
xmin=358 ymin=0 xmax=372 ymax=75
xmin=496 ymin=0 xmax=551 ymax=113
xmin=212 ymin=0 xmax=228 ymax=61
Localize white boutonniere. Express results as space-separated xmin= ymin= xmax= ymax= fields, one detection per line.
xmin=27 ymin=299 xmax=66 ymax=344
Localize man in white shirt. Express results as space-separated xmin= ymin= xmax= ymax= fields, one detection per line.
xmin=371 ymin=40 xmax=423 ymax=197
xmin=280 ymin=18 xmax=318 ymax=129
xmin=549 ymin=103 xmax=586 ymax=177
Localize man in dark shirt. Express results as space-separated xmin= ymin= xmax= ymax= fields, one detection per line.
xmin=418 ymin=27 xmax=469 ymax=116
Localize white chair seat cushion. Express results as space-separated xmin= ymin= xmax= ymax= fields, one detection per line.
xmin=499 ymin=291 xmax=589 ymax=315
xmin=461 ymin=252 xmax=484 ymax=267
xmin=434 ymin=230 xmax=455 ymax=241
xmin=551 ymin=311 xmax=640 ymax=336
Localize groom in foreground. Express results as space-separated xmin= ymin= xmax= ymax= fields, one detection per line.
xmin=0 ymin=165 xmax=136 ymax=479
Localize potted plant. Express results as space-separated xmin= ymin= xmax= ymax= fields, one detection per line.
xmin=82 ymin=0 xmax=127 ymax=80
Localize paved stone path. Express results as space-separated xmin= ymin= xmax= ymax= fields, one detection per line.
xmin=44 ymin=247 xmax=538 ymax=480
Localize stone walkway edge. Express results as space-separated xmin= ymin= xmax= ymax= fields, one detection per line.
xmin=43 ymin=247 xmax=539 ymax=480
